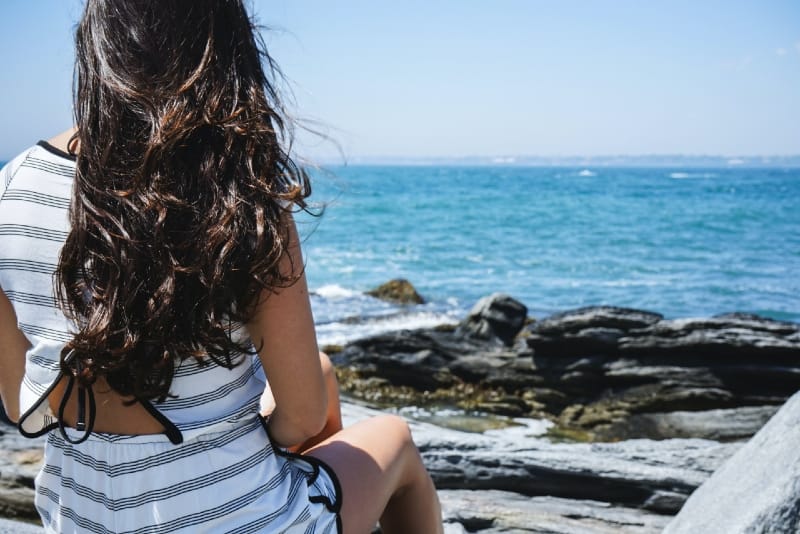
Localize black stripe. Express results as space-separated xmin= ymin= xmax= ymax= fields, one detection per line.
xmin=43 ymin=444 xmax=278 ymax=511
xmin=2 ymin=161 xmax=13 ymax=190
xmin=5 ymin=289 xmax=57 ymax=308
xmin=22 ymin=157 xmax=75 ymax=178
xmin=18 ymin=322 xmax=72 ymax=342
xmin=52 ymin=417 xmax=260 ymax=475
xmin=0 ymin=224 xmax=68 ymax=242
xmin=29 ymin=354 xmax=61 ymax=371
xmin=160 ymin=365 xmax=257 ymax=409
xmin=2 ymin=189 xmax=70 ymax=209
xmin=0 ymin=258 xmax=57 ymax=274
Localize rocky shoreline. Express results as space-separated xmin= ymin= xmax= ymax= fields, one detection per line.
xmin=2 ymin=288 xmax=799 ymax=532
xmin=331 ymin=293 xmax=800 ymax=443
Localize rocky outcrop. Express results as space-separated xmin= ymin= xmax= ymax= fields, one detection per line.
xmin=526 ymin=307 xmax=800 ymax=439
xmin=334 ymin=302 xmax=800 ymax=441
xmin=366 ymin=279 xmax=425 ymax=304
xmin=455 ymin=293 xmax=528 ymax=346
xmin=664 ymin=390 xmax=800 ymax=534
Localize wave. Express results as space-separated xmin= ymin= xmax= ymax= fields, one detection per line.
xmin=577 ymin=169 xmax=596 ymax=177
xmin=668 ymin=172 xmax=718 ymax=179
xmin=313 ymin=284 xmax=361 ymax=299
xmin=316 ymin=310 xmax=460 ymax=347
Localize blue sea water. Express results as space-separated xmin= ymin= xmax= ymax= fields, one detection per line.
xmin=298 ymin=165 xmax=800 ymax=344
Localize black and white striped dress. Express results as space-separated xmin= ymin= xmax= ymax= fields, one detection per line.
xmin=0 ymin=142 xmax=342 ymax=533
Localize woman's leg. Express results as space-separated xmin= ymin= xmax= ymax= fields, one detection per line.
xmin=306 ymin=415 xmax=443 ymax=534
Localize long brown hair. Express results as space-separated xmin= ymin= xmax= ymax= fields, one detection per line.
xmin=55 ymin=0 xmax=310 ymax=401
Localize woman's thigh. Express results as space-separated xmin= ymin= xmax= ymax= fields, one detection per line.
xmin=305 ymin=414 xmax=414 ymax=534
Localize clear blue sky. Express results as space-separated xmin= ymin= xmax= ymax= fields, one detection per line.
xmin=1 ymin=0 xmax=799 ymax=161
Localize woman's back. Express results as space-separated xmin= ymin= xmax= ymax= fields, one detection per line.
xmin=0 ymin=142 xmax=342 ymax=533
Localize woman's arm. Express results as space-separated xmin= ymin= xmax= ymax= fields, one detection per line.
xmin=245 ymin=214 xmax=327 ymax=447
xmin=0 ymin=287 xmax=31 ymax=423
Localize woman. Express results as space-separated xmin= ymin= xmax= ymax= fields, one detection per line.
xmin=0 ymin=1 xmax=442 ymax=532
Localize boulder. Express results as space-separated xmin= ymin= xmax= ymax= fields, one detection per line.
xmin=455 ymin=293 xmax=529 ymax=346
xmin=663 ymin=391 xmax=800 ymax=534
xmin=366 ymin=279 xmax=425 ymax=304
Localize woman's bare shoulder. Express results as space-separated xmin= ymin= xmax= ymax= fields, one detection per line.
xmin=45 ymin=127 xmax=78 ymax=153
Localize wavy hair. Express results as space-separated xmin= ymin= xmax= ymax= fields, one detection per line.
xmin=55 ymin=0 xmax=311 ymax=401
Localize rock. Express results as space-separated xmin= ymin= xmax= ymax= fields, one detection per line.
xmin=334 ymin=303 xmax=800 ymax=440
xmin=366 ymin=279 xmax=425 ymax=304
xmin=524 ymin=307 xmax=800 ymax=439
xmin=596 ymin=406 xmax=780 ymax=442
xmin=455 ymin=294 xmax=529 ymax=346
xmin=439 ymin=490 xmax=671 ymax=533
xmin=0 ymin=518 xmax=42 ymax=534
xmin=0 ymin=423 xmax=44 ymax=522
xmin=342 ymin=402 xmax=739 ymax=514
xmin=664 ymin=391 xmax=800 ymax=534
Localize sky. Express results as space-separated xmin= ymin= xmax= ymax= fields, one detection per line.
xmin=1 ymin=0 xmax=799 ymax=161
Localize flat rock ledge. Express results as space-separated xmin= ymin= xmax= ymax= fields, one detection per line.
xmin=342 ymin=402 xmax=737 ymax=532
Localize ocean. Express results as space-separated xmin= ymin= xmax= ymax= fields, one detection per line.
xmin=299 ymin=165 xmax=800 ymax=345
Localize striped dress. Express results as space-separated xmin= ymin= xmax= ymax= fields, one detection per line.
xmin=0 ymin=142 xmax=342 ymax=534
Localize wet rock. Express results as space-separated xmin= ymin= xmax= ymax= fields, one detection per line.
xmin=334 ymin=302 xmax=800 ymax=440
xmin=664 ymin=391 xmax=800 ymax=534
xmin=523 ymin=307 xmax=800 ymax=439
xmin=366 ymin=279 xmax=425 ymax=304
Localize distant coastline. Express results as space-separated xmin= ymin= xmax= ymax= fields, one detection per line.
xmin=319 ymin=154 xmax=800 ymax=168
xmin=5 ymin=153 xmax=800 ymax=169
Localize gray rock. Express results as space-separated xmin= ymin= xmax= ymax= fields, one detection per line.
xmin=0 ymin=424 xmax=44 ymax=522
xmin=0 ymin=518 xmax=42 ymax=534
xmin=342 ymin=402 xmax=738 ymax=513
xmin=456 ymin=294 xmax=529 ymax=346
xmin=439 ymin=490 xmax=671 ymax=533
xmin=604 ymin=405 xmax=780 ymax=442
xmin=335 ymin=303 xmax=800 ymax=440
xmin=664 ymin=391 xmax=800 ymax=534
xmin=533 ymin=306 xmax=664 ymax=337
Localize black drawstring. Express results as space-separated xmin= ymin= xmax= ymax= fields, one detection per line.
xmin=20 ymin=348 xmax=184 ymax=445
xmin=57 ymin=374 xmax=96 ymax=445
